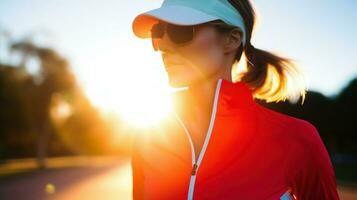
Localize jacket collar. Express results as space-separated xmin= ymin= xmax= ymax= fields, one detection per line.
xmin=170 ymin=78 xmax=255 ymax=116
xmin=216 ymin=78 xmax=255 ymax=115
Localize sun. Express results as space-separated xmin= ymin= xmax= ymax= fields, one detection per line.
xmin=82 ymin=38 xmax=175 ymax=127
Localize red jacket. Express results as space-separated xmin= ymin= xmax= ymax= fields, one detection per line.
xmin=131 ymin=78 xmax=340 ymax=200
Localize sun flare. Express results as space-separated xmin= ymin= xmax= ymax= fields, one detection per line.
xmin=115 ymin=87 xmax=173 ymax=127
xmin=82 ymin=38 xmax=174 ymax=127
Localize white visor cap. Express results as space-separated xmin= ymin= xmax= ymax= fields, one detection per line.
xmin=132 ymin=0 xmax=247 ymax=46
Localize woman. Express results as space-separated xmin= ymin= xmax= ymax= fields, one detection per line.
xmin=130 ymin=0 xmax=340 ymax=199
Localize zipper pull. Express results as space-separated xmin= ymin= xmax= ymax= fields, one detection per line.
xmin=191 ymin=163 xmax=198 ymax=175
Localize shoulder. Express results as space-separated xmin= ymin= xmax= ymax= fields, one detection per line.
xmin=252 ymin=103 xmax=331 ymax=168
xmin=254 ymin=107 xmax=341 ymax=199
xmin=253 ymin=103 xmax=321 ymax=145
xmin=253 ymin=104 xmax=338 ymax=190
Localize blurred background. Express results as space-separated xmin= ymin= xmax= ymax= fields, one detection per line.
xmin=0 ymin=0 xmax=356 ymax=199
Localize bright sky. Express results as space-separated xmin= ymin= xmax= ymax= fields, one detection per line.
xmin=1 ymin=0 xmax=356 ymax=120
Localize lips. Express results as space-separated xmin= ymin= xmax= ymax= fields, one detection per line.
xmin=164 ymin=65 xmax=180 ymax=73
xmin=162 ymin=57 xmax=181 ymax=69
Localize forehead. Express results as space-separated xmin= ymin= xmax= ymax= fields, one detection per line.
xmin=156 ymin=20 xmax=191 ymax=27
xmin=155 ymin=20 xmax=212 ymax=27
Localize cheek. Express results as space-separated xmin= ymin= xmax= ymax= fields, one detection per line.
xmin=180 ymin=30 xmax=224 ymax=74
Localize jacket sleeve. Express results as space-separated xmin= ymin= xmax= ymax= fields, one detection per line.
xmin=131 ymin=133 xmax=145 ymax=200
xmin=291 ymin=121 xmax=340 ymax=200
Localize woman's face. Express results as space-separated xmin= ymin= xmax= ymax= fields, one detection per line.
xmin=155 ymin=22 xmax=230 ymax=88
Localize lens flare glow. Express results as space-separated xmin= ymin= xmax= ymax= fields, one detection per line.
xmin=82 ymin=38 xmax=173 ymax=127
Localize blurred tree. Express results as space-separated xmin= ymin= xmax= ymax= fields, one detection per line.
xmin=0 ymin=35 xmax=127 ymax=167
xmin=0 ymin=64 xmax=35 ymax=158
xmin=8 ymin=41 xmax=76 ymax=168
xmin=333 ymin=78 xmax=357 ymax=154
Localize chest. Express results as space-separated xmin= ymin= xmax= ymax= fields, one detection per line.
xmin=143 ymin=129 xmax=292 ymax=200
xmin=141 ymin=113 xmax=295 ymax=200
xmin=185 ymin=123 xmax=208 ymax=160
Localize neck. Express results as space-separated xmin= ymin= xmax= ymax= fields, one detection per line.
xmin=174 ymin=74 xmax=231 ymax=123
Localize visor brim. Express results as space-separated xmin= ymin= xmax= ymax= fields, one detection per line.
xmin=132 ymin=5 xmax=219 ymax=38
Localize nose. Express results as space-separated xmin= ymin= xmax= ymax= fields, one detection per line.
xmin=154 ymin=30 xmax=175 ymax=53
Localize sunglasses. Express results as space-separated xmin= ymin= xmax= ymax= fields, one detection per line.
xmin=150 ymin=20 xmax=233 ymax=51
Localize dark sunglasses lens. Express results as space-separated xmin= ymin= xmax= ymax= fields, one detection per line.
xmin=151 ymin=23 xmax=164 ymax=39
xmin=166 ymin=24 xmax=194 ymax=44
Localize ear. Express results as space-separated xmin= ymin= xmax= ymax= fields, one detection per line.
xmin=223 ymin=28 xmax=243 ymax=54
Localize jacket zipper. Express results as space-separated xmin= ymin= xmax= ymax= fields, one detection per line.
xmin=191 ymin=163 xmax=198 ymax=175
xmin=173 ymin=79 xmax=222 ymax=200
